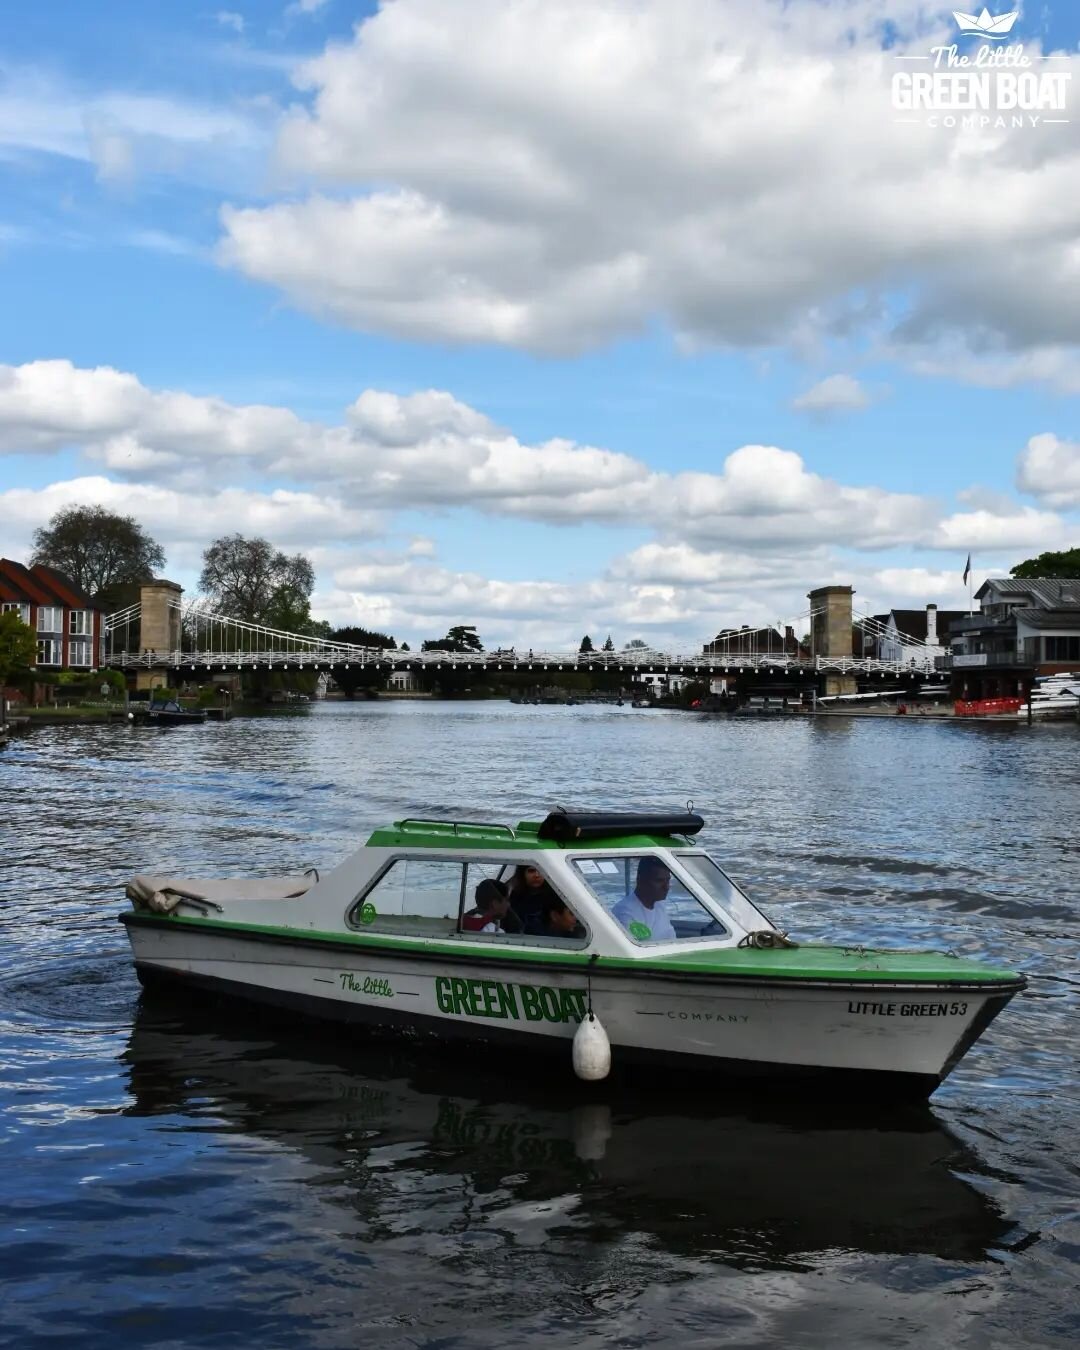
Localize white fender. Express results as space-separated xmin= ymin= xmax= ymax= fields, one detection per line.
xmin=572 ymin=1012 xmax=611 ymax=1082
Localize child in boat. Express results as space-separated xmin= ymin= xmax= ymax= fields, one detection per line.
xmin=462 ymin=879 xmax=522 ymax=934
xmin=542 ymin=896 xmax=586 ymax=940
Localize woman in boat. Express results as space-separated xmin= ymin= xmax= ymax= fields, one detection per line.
xmin=508 ymin=864 xmax=562 ymax=934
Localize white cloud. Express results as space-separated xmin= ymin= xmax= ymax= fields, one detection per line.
xmin=3 ymin=358 xmax=1073 ymax=645
xmin=899 ymin=341 xmax=1080 ymax=396
xmin=0 ymin=360 xmax=935 ymax=551
xmin=1017 ymin=433 xmax=1080 ymax=509
xmin=0 ymin=476 xmax=381 ymax=565
xmin=0 ymin=67 xmax=270 ymax=188
xmin=792 ymin=374 xmax=873 ymax=415
xmin=211 ymin=0 xmax=1080 ymax=377
xmin=934 ymin=504 xmax=1069 ymax=552
xmin=216 ymin=11 xmax=245 ymax=33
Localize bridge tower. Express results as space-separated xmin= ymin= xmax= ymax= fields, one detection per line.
xmin=134 ymin=579 xmax=182 ymax=692
xmin=807 ymin=584 xmax=857 ymax=697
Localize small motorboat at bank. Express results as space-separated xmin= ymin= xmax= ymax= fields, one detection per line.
xmin=121 ymin=809 xmax=1026 ymax=1098
xmin=138 ymin=698 xmax=207 ymax=726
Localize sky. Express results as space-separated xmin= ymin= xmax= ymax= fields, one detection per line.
xmin=1 ymin=0 xmax=1079 ymax=651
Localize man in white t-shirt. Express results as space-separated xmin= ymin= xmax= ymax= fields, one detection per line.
xmin=612 ymin=857 xmax=676 ymax=942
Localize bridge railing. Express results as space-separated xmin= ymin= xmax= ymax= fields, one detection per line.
xmin=104 ymin=648 xmax=938 ymax=675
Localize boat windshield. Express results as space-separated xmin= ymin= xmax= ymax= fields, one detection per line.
xmin=675 ymin=854 xmax=776 ymax=934
xmin=570 ymin=855 xmax=728 ymax=944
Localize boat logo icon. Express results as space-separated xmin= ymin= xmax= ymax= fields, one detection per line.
xmin=952 ymin=8 xmax=1019 ymax=38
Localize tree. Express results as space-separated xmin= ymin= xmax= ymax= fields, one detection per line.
xmin=30 ymin=504 xmax=165 ymax=603
xmin=624 ymin=638 xmax=649 ymax=650
xmin=602 ymin=635 xmax=615 ymax=652
xmin=400 ymin=642 xmax=410 ymax=652
xmin=0 ymin=611 xmax=36 ymax=687
xmin=1010 ymin=548 xmax=1080 ymax=579
xmin=579 ymin=635 xmax=594 ymax=653
xmin=199 ymin=535 xmax=315 ymax=627
xmin=331 ymin=625 xmax=396 ymax=649
xmin=422 ymin=625 xmax=483 ymax=653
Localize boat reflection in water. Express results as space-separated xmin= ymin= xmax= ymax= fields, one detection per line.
xmin=121 ymin=995 xmax=1013 ymax=1271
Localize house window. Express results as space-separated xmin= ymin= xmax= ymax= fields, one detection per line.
xmin=37 ymin=606 xmax=63 ymax=633
xmin=37 ymin=638 xmax=62 ymax=666
xmin=1046 ymin=636 xmax=1080 ymax=661
xmin=2 ymin=602 xmax=31 ymax=623
xmin=69 ymin=610 xmax=93 ymax=636
xmin=69 ymin=638 xmax=92 ymax=667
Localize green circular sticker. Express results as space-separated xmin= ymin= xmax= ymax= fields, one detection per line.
xmin=628 ymin=921 xmax=651 ymax=941
xmin=359 ymin=902 xmax=377 ymax=925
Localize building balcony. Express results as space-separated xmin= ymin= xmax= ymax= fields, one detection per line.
xmin=946 ymin=614 xmax=1012 ymax=637
xmin=940 ymin=651 xmax=1028 ymax=670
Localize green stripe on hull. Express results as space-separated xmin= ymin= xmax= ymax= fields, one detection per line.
xmin=119 ymin=913 xmax=1024 ymax=988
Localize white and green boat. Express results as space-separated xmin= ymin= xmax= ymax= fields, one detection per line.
xmin=121 ymin=810 xmax=1026 ymax=1098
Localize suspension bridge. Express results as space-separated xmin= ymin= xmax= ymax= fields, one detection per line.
xmin=102 ymin=584 xmax=946 ymax=683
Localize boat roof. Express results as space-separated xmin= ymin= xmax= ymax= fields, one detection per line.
xmin=364 ymin=809 xmax=705 ymax=851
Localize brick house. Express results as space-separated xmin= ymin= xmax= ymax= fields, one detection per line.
xmin=0 ymin=559 xmax=106 ymax=673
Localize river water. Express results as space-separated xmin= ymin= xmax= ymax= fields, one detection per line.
xmin=1 ymin=702 xmax=1077 ymax=1348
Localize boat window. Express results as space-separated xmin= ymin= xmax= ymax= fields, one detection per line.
xmin=458 ymin=861 xmax=588 ymax=947
xmin=349 ymin=859 xmax=465 ymax=936
xmin=571 ymin=855 xmax=727 ymax=944
xmin=676 ymin=855 xmax=777 ymax=934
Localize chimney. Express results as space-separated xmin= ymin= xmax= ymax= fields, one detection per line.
xmin=785 ymin=625 xmax=795 ymax=652
xmin=926 ymin=604 xmax=938 ymax=645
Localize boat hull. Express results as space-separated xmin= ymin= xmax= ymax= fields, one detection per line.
xmin=123 ymin=917 xmax=1018 ymax=1097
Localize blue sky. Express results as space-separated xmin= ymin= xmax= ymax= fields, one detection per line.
xmin=1 ymin=0 xmax=1078 ymax=649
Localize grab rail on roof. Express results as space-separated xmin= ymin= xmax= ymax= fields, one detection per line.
xmin=396 ymin=818 xmax=518 ymax=840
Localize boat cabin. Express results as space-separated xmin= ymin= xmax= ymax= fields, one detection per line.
xmin=297 ymin=810 xmax=780 ymax=957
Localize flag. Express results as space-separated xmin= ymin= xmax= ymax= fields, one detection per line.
xmin=962 ymin=553 xmax=971 ymax=586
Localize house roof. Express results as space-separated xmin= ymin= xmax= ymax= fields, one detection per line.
xmin=976 ymin=577 xmax=1080 ymax=607
xmin=888 ymin=609 xmax=967 ymax=641
xmin=31 ymin=564 xmax=96 ymax=609
xmin=0 ymin=558 xmax=54 ymax=605
xmin=0 ymin=558 xmax=101 ymax=609
xmin=1014 ymin=607 xmax=1080 ymax=631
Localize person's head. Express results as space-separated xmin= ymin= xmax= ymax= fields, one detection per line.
xmin=634 ymin=857 xmax=670 ymax=909
xmin=514 ymin=863 xmax=546 ymax=891
xmin=475 ymin=878 xmax=510 ymax=917
xmin=543 ymin=898 xmax=580 ymax=935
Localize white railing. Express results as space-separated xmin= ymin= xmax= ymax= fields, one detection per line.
xmin=102 ymin=597 xmax=939 ymax=674
xmin=104 ymin=648 xmax=938 ymax=674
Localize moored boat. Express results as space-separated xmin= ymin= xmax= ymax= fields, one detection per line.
xmin=120 ymin=809 xmax=1026 ymax=1098
xmin=139 ymin=698 xmax=207 ymax=726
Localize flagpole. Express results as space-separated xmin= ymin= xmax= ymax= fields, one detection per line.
xmin=968 ymin=557 xmax=973 ymax=617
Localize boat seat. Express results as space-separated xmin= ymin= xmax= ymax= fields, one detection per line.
xmin=127 ymin=874 xmax=315 ymax=914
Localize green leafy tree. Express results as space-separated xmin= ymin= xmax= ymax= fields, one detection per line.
xmin=331 ymin=625 xmax=397 ymax=649
xmin=1010 ymin=548 xmax=1080 ymax=579
xmin=422 ymin=624 xmax=483 ymax=653
xmin=624 ymin=638 xmax=649 ymax=650
xmin=30 ymin=505 xmax=165 ymax=603
xmin=0 ymin=611 xmax=36 ymax=687
xmin=579 ymin=635 xmax=594 ymax=653
xmin=602 ymin=635 xmax=615 ymax=652
xmin=199 ymin=534 xmax=315 ymax=627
